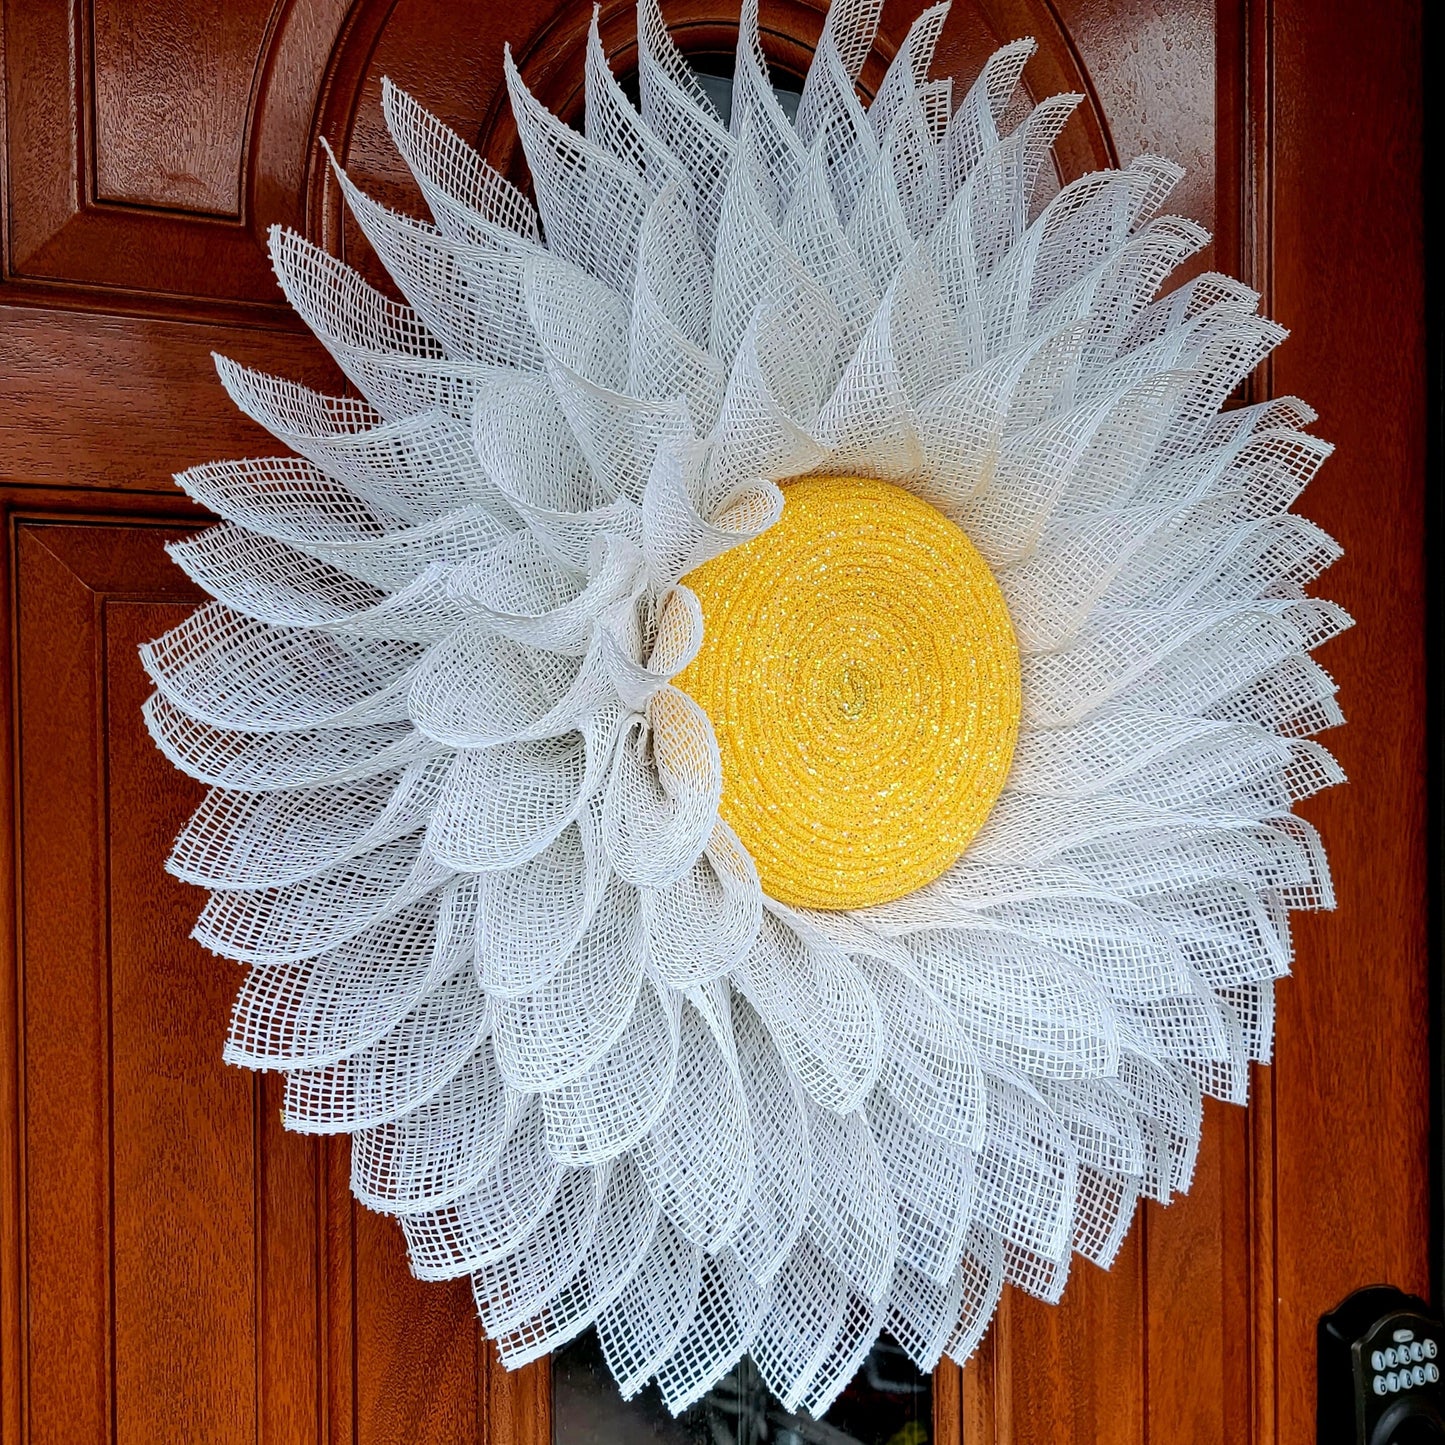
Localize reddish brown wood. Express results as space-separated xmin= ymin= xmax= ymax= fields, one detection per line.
xmin=10 ymin=520 xmax=334 ymax=1444
xmin=1263 ymin=1 xmax=1428 ymax=1440
xmin=485 ymin=1343 xmax=551 ymax=1443
xmin=90 ymin=0 xmax=280 ymax=215
xmin=2 ymin=516 xmax=492 ymax=1443
xmin=934 ymin=1356 xmax=963 ymax=1445
xmin=350 ymin=1202 xmax=488 ymax=1444
xmin=0 ymin=307 xmax=342 ymax=491
xmin=1142 ymin=1105 xmax=1253 ymax=1444
xmin=1043 ymin=0 xmax=1220 ymax=282
xmin=0 ymin=0 xmax=350 ymax=312
xmin=105 ymin=589 xmax=324 ymax=1444
xmin=956 ymin=1 xmax=1428 ymax=1441
xmin=0 ymin=2 xmax=1428 ymax=1443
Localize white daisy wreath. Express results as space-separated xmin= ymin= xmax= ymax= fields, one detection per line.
xmin=142 ymin=0 xmax=1347 ymax=1419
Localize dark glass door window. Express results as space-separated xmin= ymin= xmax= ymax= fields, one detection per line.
xmin=551 ymin=1329 xmax=932 ymax=1445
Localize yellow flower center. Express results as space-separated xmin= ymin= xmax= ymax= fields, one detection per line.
xmin=675 ymin=475 xmax=1021 ymax=910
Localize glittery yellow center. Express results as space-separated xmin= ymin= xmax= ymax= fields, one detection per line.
xmin=674 ymin=475 xmax=1021 ymax=911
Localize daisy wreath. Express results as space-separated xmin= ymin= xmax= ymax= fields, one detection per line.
xmin=142 ymin=0 xmax=1348 ymax=1418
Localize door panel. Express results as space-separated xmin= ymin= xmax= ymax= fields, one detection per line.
xmin=13 ymin=522 xmax=325 ymax=1444
xmin=1265 ymin=4 xmax=1430 ymax=1432
xmin=0 ymin=1 xmax=1425 ymax=1442
xmin=4 ymin=519 xmax=516 ymax=1443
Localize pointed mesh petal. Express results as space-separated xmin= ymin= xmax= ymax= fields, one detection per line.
xmin=494 ymin=1156 xmax=660 ymax=1367
xmin=426 ymin=709 xmax=619 ymax=870
xmin=400 ymin=1102 xmax=567 ymax=1279
xmin=541 ymin=977 xmax=681 ymax=1164
xmin=475 ymin=812 xmax=607 ymax=997
xmin=196 ymin=834 xmax=450 ymax=965
xmin=730 ymin=993 xmax=811 ymax=1285
xmin=641 ymin=821 xmax=763 ymax=987
xmin=142 ymin=604 xmax=420 ymax=733
xmin=169 ymin=758 xmax=449 ymax=889
xmin=596 ymin=1218 xmax=703 ymax=1397
xmin=349 ymin=1038 xmax=517 ymax=1213
xmin=654 ymin=1250 xmax=768 ymax=1413
xmin=215 ymin=356 xmax=494 ymax=520
xmin=634 ymin=997 xmax=754 ymax=1249
xmin=491 ymin=877 xmax=646 ymax=1091
xmin=223 ymin=881 xmax=471 ymax=1067
xmin=472 ymin=1165 xmax=610 ymax=1332
xmin=737 ymin=914 xmax=884 ymax=1113
xmin=382 ymin=78 xmax=541 ymax=246
xmin=284 ymin=965 xmax=490 ymax=1134
xmin=804 ymin=1103 xmax=899 ymax=1302
xmin=751 ymin=1237 xmax=849 ymax=1410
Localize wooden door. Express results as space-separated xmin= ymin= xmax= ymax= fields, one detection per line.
xmin=0 ymin=1 xmax=1425 ymax=1443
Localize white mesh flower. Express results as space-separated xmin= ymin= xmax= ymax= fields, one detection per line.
xmin=142 ymin=0 xmax=1348 ymax=1419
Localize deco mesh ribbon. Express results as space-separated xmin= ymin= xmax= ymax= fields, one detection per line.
xmin=141 ymin=0 xmax=1349 ymax=1419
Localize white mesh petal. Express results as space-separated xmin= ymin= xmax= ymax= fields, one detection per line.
xmin=751 ymin=1236 xmax=849 ymax=1410
xmin=601 ymin=689 xmax=721 ymax=886
xmin=494 ymin=1156 xmax=660 ymax=1367
xmin=401 ymin=1100 xmax=565 ymax=1278
xmin=472 ymin=1165 xmax=609 ymax=1333
xmin=737 ymin=914 xmax=884 ymax=1113
xmin=634 ymin=993 xmax=755 ymax=1249
xmin=143 ymin=695 xmax=441 ymax=792
xmin=475 ymin=810 xmax=607 ymax=997
xmin=541 ymin=976 xmax=682 ymax=1164
xmin=804 ymin=1103 xmax=899 ymax=1303
xmin=730 ymin=993 xmax=812 ymax=1285
xmin=869 ymin=1087 xmax=974 ymax=1284
xmin=654 ymin=1250 xmax=768 ymax=1414
xmin=222 ymin=891 xmax=467 ymax=1070
xmin=282 ymin=962 xmax=489 ymax=1134
xmin=169 ymin=757 xmax=449 ymax=889
xmin=597 ymin=1218 xmax=703 ymax=1398
xmin=641 ymin=821 xmax=763 ymax=987
xmin=491 ymin=877 xmax=646 ymax=1091
xmin=426 ymin=708 xmax=619 ymax=870
xmin=142 ymin=604 xmax=420 ymax=733
xmin=350 ymin=1038 xmax=517 ymax=1213
xmin=196 ymin=834 xmax=451 ymax=966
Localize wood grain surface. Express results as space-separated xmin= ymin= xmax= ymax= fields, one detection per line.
xmin=0 ymin=1 xmax=1426 ymax=1442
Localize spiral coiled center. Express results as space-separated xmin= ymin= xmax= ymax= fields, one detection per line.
xmin=676 ymin=476 xmax=1021 ymax=910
